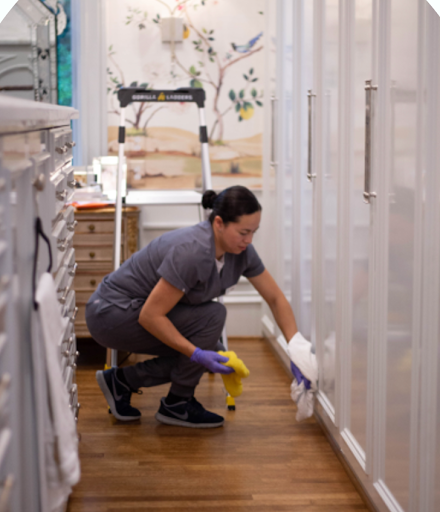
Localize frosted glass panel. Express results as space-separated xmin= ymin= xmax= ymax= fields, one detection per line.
xmin=320 ymin=0 xmax=339 ymax=409
xmin=349 ymin=0 xmax=373 ymax=452
xmin=280 ymin=0 xmax=293 ymax=297
xmin=298 ymin=0 xmax=314 ymax=339
xmin=384 ymin=0 xmax=418 ymax=508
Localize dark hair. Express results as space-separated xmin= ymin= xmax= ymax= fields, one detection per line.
xmin=201 ymin=186 xmax=262 ymax=224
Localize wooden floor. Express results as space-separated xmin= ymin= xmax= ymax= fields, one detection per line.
xmin=68 ymin=338 xmax=368 ymax=512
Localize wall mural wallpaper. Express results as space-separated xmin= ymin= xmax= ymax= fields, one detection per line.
xmin=107 ymin=0 xmax=264 ymax=190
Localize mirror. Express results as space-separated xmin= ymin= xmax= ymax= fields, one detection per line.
xmin=0 ymin=0 xmax=57 ymax=103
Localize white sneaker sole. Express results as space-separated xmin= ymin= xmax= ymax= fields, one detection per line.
xmin=155 ymin=412 xmax=224 ymax=428
xmin=96 ymin=370 xmax=140 ymax=422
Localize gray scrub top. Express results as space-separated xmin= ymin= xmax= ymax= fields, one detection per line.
xmin=94 ymin=220 xmax=265 ymax=310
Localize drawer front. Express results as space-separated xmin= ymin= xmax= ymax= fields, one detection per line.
xmin=63 ymin=205 xmax=76 ymax=233
xmin=75 ymin=322 xmax=90 ymax=338
xmin=76 ymin=304 xmax=86 ymax=325
xmin=74 ymin=271 xmax=110 ymax=291
xmin=51 ymin=171 xmax=68 ymax=219
xmin=64 ymin=169 xmax=75 ymax=202
xmin=76 ymin=219 xmax=116 ymax=234
xmin=73 ymin=232 xmax=115 ymax=245
xmin=75 ymin=245 xmax=113 ymax=263
xmin=76 ymin=290 xmax=93 ymax=303
xmin=54 ymin=264 xmax=68 ymax=304
xmin=51 ymin=128 xmax=66 ymax=170
xmin=49 ymin=127 xmax=74 ymax=170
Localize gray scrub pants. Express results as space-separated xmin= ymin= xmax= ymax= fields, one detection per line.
xmin=85 ymin=292 xmax=227 ymax=398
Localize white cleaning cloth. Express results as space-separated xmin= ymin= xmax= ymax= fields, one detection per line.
xmin=287 ymin=332 xmax=318 ymax=421
xmin=36 ymin=273 xmax=80 ymax=510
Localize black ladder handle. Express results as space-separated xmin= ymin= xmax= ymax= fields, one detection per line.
xmin=32 ymin=217 xmax=53 ymax=310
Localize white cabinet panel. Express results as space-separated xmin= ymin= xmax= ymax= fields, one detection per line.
xmin=348 ymin=0 xmax=374 ymax=455
xmin=383 ymin=1 xmax=419 ymax=508
xmin=318 ymin=0 xmax=340 ymax=413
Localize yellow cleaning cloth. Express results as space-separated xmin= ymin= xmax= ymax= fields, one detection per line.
xmin=218 ymin=351 xmax=250 ymax=398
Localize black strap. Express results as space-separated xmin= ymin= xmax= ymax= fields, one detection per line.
xmin=32 ymin=217 xmax=53 ymax=310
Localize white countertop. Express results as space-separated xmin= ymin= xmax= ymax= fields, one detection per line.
xmin=0 ymin=95 xmax=79 ymax=134
xmin=124 ymin=189 xmax=203 ymax=205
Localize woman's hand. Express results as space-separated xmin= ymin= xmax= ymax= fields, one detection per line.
xmin=190 ymin=348 xmax=235 ymax=374
xmin=138 ymin=278 xmax=196 ymax=357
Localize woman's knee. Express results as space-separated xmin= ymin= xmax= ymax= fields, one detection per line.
xmin=206 ymin=301 xmax=227 ymax=329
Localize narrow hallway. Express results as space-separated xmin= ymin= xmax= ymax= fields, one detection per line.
xmin=68 ymin=338 xmax=368 ymax=511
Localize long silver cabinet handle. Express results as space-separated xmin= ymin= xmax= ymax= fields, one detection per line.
xmin=307 ymin=90 xmax=317 ymax=181
xmin=364 ymin=80 xmax=378 ymax=203
xmin=270 ymin=95 xmax=278 ymax=167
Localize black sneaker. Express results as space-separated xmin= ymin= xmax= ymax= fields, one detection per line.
xmin=155 ymin=396 xmax=224 ymax=428
xmin=96 ymin=368 xmax=141 ymax=421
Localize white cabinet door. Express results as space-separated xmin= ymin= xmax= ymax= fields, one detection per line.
xmin=314 ymin=0 xmax=340 ymax=419
xmin=379 ymin=1 xmax=419 ymax=509
xmin=341 ymin=0 xmax=374 ymax=464
xmin=292 ymin=0 xmax=314 ymax=340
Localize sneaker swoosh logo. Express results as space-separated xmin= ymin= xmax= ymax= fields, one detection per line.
xmin=112 ymin=375 xmax=123 ymax=401
xmin=166 ymin=407 xmax=188 ymax=421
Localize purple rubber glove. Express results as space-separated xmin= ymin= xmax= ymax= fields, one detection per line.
xmin=291 ymin=361 xmax=311 ymax=390
xmin=190 ymin=348 xmax=235 ymax=374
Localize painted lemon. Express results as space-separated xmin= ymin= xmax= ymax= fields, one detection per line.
xmin=183 ymin=24 xmax=190 ymax=39
xmin=240 ymin=104 xmax=254 ymax=120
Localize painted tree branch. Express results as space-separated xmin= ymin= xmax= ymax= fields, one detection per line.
xmin=143 ymin=105 xmax=167 ymax=133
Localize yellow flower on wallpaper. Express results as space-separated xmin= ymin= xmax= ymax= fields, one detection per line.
xmin=183 ymin=23 xmax=190 ymax=39
xmin=240 ymin=103 xmax=254 ymax=120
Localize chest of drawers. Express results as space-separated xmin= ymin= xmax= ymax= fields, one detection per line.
xmin=72 ymin=207 xmax=140 ymax=337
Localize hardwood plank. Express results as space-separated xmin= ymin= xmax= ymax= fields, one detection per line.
xmin=68 ymin=338 xmax=368 ymax=512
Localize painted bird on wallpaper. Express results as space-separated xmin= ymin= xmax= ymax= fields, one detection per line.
xmin=231 ymin=32 xmax=263 ymax=53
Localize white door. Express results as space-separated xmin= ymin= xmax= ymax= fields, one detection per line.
xmin=380 ymin=0 xmax=419 ymax=508
xmin=314 ymin=0 xmax=340 ymax=419
xmin=340 ymin=0 xmax=374 ymax=465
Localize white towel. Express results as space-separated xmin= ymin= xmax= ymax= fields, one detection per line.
xmin=36 ymin=273 xmax=80 ymax=510
xmin=287 ymin=332 xmax=318 ymax=421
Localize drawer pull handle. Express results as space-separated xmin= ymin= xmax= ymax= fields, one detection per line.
xmin=90 ymin=279 xmax=96 ymax=286
xmin=62 ymin=350 xmax=70 ymax=358
xmin=70 ymin=307 xmax=78 ymax=323
xmin=65 ymin=141 xmax=76 ymax=149
xmin=67 ymin=220 xmax=77 ymax=232
xmin=57 ymin=239 xmax=67 ymax=252
xmin=57 ymin=286 xmax=69 ymax=304
xmin=68 ymin=262 xmax=78 ymax=277
xmin=70 ymin=384 xmax=77 ymax=395
xmin=74 ymin=403 xmax=81 ymax=421
xmin=89 ymin=251 xmax=95 ymax=259
xmin=88 ymin=224 xmax=95 ymax=232
xmin=56 ymin=190 xmax=67 ymax=201
xmin=63 ymin=335 xmax=74 ymax=347
xmin=55 ymin=145 xmax=67 ymax=154
xmin=67 ymin=179 xmax=77 ymax=189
